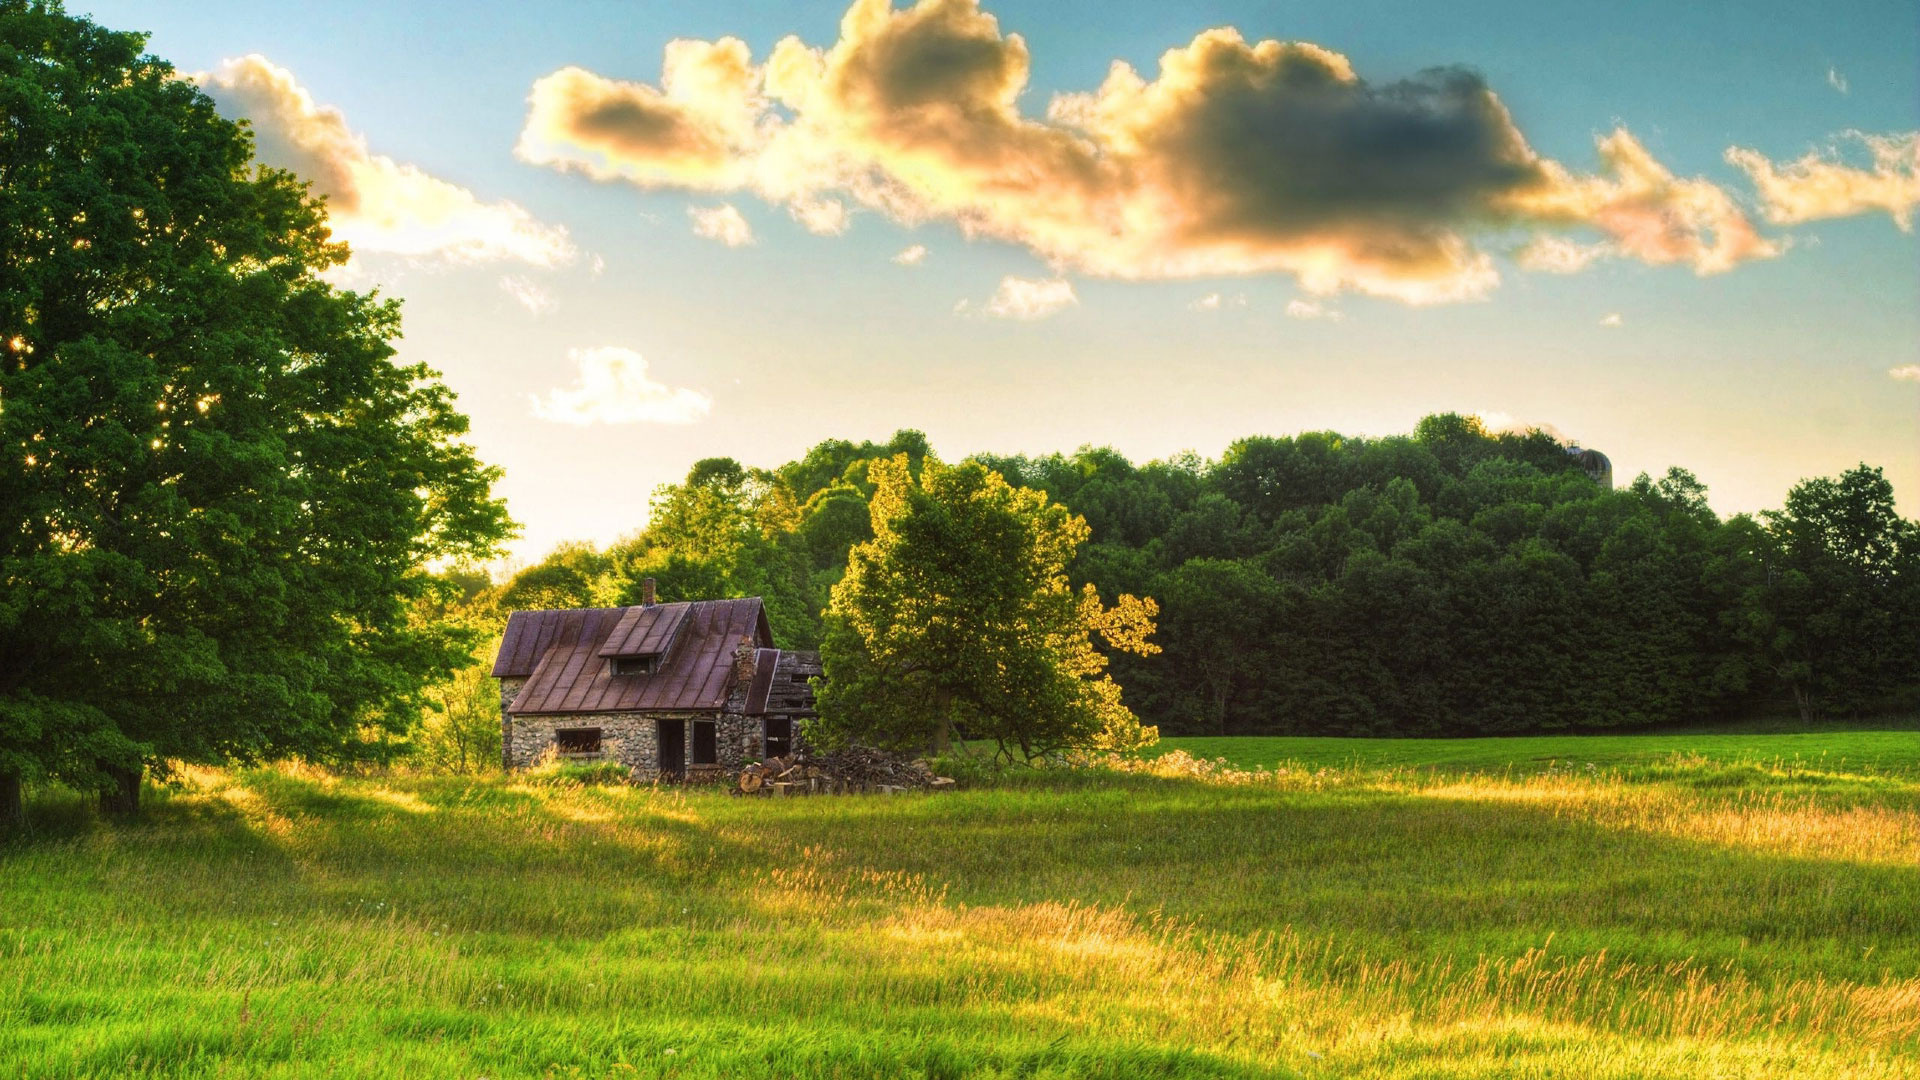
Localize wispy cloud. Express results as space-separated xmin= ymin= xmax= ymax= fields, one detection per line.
xmin=1827 ymin=66 xmax=1849 ymax=94
xmin=1599 ymin=312 xmax=1623 ymax=327
xmin=1892 ymin=364 xmax=1920 ymax=383
xmin=1188 ymin=292 xmax=1246 ymax=311
xmin=689 ymin=203 xmax=754 ymax=246
xmin=1515 ymin=235 xmax=1611 ymax=274
xmin=195 ymin=55 xmax=574 ymax=267
xmin=500 ymin=275 xmax=555 ymax=314
xmin=532 ymin=347 xmax=713 ymax=425
xmin=790 ymin=196 xmax=849 ymax=235
xmin=1727 ymin=131 xmax=1920 ymax=230
xmin=1475 ymin=411 xmax=1566 ymax=439
xmin=515 ymin=0 xmax=1790 ymax=304
xmin=1285 ymin=298 xmax=1344 ymax=321
xmin=892 ymin=243 xmax=928 ymax=266
xmin=959 ymin=276 xmax=1077 ymax=320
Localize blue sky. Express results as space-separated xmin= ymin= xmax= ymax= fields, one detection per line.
xmin=81 ymin=0 xmax=1920 ymax=560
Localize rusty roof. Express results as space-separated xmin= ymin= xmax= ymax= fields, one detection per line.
xmin=494 ymin=598 xmax=774 ymax=715
xmin=597 ymin=601 xmax=691 ymax=659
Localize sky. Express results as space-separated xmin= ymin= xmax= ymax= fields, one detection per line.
xmin=81 ymin=0 xmax=1920 ymax=562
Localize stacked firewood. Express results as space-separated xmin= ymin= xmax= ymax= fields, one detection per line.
xmin=736 ymin=746 xmax=956 ymax=796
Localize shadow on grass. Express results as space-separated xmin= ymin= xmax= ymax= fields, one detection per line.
xmin=731 ymin=776 xmax=1920 ymax=981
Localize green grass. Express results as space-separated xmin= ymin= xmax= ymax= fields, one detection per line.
xmin=1150 ymin=727 xmax=1920 ymax=776
xmin=3 ymin=730 xmax=1917 ymax=1079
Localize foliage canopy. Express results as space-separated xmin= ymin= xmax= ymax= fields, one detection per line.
xmin=809 ymin=455 xmax=1159 ymax=760
xmin=0 ymin=1 xmax=511 ymax=812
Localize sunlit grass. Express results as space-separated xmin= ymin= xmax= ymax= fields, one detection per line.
xmin=3 ymin=732 xmax=1916 ymax=1078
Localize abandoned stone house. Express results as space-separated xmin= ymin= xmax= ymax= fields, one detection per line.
xmin=491 ymin=581 xmax=819 ymax=782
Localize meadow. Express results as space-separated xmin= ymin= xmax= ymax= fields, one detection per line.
xmin=3 ymin=730 xmax=1917 ymax=1079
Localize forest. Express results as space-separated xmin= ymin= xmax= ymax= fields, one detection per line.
xmin=420 ymin=415 xmax=1920 ymax=758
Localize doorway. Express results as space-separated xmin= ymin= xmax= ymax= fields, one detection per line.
xmin=657 ymin=718 xmax=685 ymax=778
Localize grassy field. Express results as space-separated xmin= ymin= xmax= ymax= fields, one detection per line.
xmin=1150 ymin=726 xmax=1920 ymax=774
xmin=3 ymin=731 xmax=1917 ymax=1079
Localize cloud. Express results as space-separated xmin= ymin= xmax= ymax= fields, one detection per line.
xmin=1512 ymin=129 xmax=1779 ymax=274
xmin=1474 ymin=411 xmax=1566 ymax=440
xmin=790 ymin=196 xmax=851 ymax=234
xmin=1188 ymin=292 xmax=1246 ymax=311
xmin=195 ymin=55 xmax=574 ymax=267
xmin=515 ymin=43 xmax=765 ymax=190
xmin=892 ymin=243 xmax=928 ymax=265
xmin=1892 ymin=364 xmax=1920 ymax=383
xmin=531 ymin=347 xmax=713 ymax=425
xmin=689 ymin=203 xmax=755 ymax=245
xmin=516 ymin=0 xmax=1790 ymax=304
xmin=1285 ymin=298 xmax=1342 ymax=320
xmin=1515 ymin=234 xmax=1610 ymax=274
xmin=1827 ymin=66 xmax=1849 ymax=95
xmin=500 ymin=275 xmax=555 ymax=314
xmin=963 ymin=275 xmax=1076 ymax=319
xmin=1726 ymin=131 xmax=1920 ymax=231
xmin=1599 ymin=312 xmax=1623 ymax=327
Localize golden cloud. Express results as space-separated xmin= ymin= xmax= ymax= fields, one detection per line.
xmin=1726 ymin=131 xmax=1919 ymax=231
xmin=689 ymin=203 xmax=755 ymax=246
xmin=515 ymin=0 xmax=1799 ymax=302
xmin=532 ymin=347 xmax=712 ymax=425
xmin=196 ymin=56 xmax=574 ymax=267
xmin=966 ymin=275 xmax=1076 ymax=320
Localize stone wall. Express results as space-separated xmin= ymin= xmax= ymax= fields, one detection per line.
xmin=508 ymin=711 xmax=665 ymax=776
xmin=498 ymin=677 xmax=527 ymax=771
xmin=506 ymin=710 xmax=768 ymax=782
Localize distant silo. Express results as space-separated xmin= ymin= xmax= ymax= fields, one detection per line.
xmin=1566 ymin=447 xmax=1613 ymax=489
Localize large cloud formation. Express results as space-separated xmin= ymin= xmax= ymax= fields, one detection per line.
xmin=514 ymin=0 xmax=1884 ymax=303
xmin=198 ymin=56 xmax=575 ymax=267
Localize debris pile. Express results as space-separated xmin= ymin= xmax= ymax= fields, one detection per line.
xmin=737 ymin=746 xmax=956 ymax=796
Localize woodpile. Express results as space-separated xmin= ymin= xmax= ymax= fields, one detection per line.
xmin=736 ymin=746 xmax=956 ymax=796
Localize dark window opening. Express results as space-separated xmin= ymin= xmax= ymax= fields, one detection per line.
xmin=555 ymin=728 xmax=602 ymax=755
xmin=789 ymin=673 xmax=811 ymax=683
xmin=763 ymin=716 xmax=793 ymax=759
xmin=691 ymin=720 xmax=718 ymax=765
xmin=611 ymin=656 xmax=656 ymax=676
xmin=658 ymin=718 xmax=684 ymax=777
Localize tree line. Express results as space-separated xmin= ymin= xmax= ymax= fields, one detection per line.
xmin=463 ymin=418 xmax=1918 ymax=746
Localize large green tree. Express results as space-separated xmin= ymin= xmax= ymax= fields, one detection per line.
xmin=812 ymin=455 xmax=1159 ymax=761
xmin=1727 ymin=465 xmax=1920 ymax=721
xmin=0 ymin=2 xmax=511 ymax=824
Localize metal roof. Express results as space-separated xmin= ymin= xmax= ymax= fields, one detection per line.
xmin=597 ymin=601 xmax=691 ymax=659
xmin=494 ymin=598 xmax=774 ymax=715
xmin=743 ymin=648 xmax=781 ymax=715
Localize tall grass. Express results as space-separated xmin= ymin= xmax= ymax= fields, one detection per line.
xmin=2 ymin=734 xmax=1916 ymax=1078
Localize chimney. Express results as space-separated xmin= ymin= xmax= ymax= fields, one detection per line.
xmin=641 ymin=577 xmax=656 ymax=607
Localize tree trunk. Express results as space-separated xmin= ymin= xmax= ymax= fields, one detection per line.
xmin=0 ymin=770 xmax=21 ymax=834
xmin=932 ymin=689 xmax=953 ymax=754
xmin=1790 ymin=683 xmax=1813 ymax=726
xmin=98 ymin=763 xmax=141 ymax=817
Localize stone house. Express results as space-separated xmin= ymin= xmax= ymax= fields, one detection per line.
xmin=491 ymin=581 xmax=819 ymax=782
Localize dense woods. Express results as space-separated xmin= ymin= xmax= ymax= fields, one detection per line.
xmin=451 ymin=418 xmax=1918 ymax=746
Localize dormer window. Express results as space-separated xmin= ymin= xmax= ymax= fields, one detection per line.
xmin=610 ymin=656 xmax=658 ymax=676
